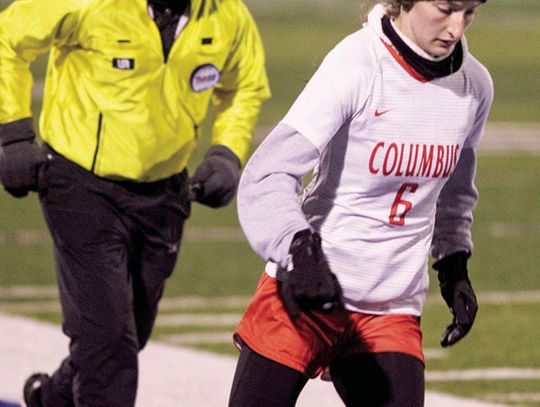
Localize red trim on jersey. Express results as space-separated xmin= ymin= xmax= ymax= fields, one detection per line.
xmin=235 ymin=273 xmax=424 ymax=378
xmin=381 ymin=39 xmax=429 ymax=83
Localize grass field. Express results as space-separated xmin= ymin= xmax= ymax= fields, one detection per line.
xmin=1 ymin=0 xmax=540 ymax=405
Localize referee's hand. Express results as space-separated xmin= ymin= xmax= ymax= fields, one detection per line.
xmin=189 ymin=145 xmax=240 ymax=208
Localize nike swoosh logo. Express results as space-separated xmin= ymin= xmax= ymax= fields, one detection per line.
xmin=375 ymin=109 xmax=391 ymax=117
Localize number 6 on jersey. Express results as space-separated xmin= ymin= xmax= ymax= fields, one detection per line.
xmin=389 ymin=182 xmax=419 ymax=225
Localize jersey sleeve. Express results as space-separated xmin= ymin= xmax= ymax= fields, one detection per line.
xmin=463 ymin=57 xmax=494 ymax=149
xmin=431 ymin=58 xmax=494 ymax=259
xmin=431 ymin=147 xmax=478 ymax=259
xmin=237 ymin=122 xmax=318 ymax=267
xmin=0 ymin=0 xmax=82 ymax=123
xmin=281 ymin=32 xmax=374 ymax=152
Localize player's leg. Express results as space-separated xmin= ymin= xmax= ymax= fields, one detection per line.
xmin=228 ymin=345 xmax=309 ymax=407
xmin=329 ymin=352 xmax=424 ymax=407
xmin=231 ymin=273 xmax=349 ymax=406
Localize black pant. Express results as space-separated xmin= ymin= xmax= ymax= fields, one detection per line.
xmin=38 ymin=146 xmax=190 ymax=407
xmin=229 ymin=346 xmax=424 ymax=407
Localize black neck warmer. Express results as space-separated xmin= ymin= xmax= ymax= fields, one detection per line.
xmin=148 ymin=0 xmax=190 ymax=15
xmin=381 ymin=15 xmax=463 ymax=80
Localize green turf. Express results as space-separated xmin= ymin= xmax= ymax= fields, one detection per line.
xmin=2 ymin=0 xmax=539 ymax=125
xmin=250 ymin=0 xmax=540 ymax=126
xmin=1 ymin=0 xmax=540 ymax=405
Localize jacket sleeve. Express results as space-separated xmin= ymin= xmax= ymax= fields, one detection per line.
xmin=210 ymin=1 xmax=271 ymax=165
xmin=0 ymin=0 xmax=82 ymax=123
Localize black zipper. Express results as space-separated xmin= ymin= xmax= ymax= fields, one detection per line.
xmin=91 ymin=112 xmax=103 ymax=173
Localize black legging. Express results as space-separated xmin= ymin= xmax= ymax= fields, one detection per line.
xmin=330 ymin=352 xmax=424 ymax=406
xmin=228 ymin=346 xmax=424 ymax=407
xmin=228 ymin=346 xmax=309 ymax=407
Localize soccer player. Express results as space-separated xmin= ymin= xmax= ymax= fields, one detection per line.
xmin=229 ymin=1 xmax=492 ymax=405
xmin=0 ymin=0 xmax=269 ymax=406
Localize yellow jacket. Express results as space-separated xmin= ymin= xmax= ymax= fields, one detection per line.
xmin=0 ymin=0 xmax=270 ymax=181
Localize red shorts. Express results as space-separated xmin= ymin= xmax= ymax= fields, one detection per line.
xmin=235 ymin=273 xmax=424 ymax=378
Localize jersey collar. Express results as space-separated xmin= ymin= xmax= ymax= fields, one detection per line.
xmin=366 ymin=5 xmax=467 ymax=82
xmin=381 ymin=15 xmax=463 ymax=81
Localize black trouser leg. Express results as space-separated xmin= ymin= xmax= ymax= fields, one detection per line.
xmin=39 ymin=150 xmax=189 ymax=407
xmin=329 ymin=352 xmax=424 ymax=407
xmin=228 ymin=345 xmax=309 ymax=407
xmin=41 ymin=196 xmax=139 ymax=407
xmin=121 ymin=172 xmax=189 ymax=350
xmin=129 ymin=233 xmax=182 ymax=351
xmin=42 ymin=357 xmax=75 ymax=407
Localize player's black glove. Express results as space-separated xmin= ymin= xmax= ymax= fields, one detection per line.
xmin=0 ymin=118 xmax=46 ymax=198
xmin=433 ymin=251 xmax=478 ymax=347
xmin=276 ymin=229 xmax=343 ymax=320
xmin=190 ymin=145 xmax=241 ymax=208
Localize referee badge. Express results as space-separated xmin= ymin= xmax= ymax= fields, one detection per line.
xmin=112 ymin=58 xmax=135 ymax=70
xmin=190 ymin=64 xmax=220 ymax=92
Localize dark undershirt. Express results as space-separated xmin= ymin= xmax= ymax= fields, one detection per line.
xmin=381 ymin=15 xmax=463 ymax=80
xmin=148 ymin=0 xmax=190 ymax=61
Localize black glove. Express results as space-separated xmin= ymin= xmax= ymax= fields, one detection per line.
xmin=0 ymin=118 xmax=46 ymax=198
xmin=433 ymin=251 xmax=478 ymax=347
xmin=276 ymin=229 xmax=343 ymax=320
xmin=190 ymin=145 xmax=241 ymax=208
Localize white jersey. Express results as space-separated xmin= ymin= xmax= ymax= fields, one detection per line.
xmin=237 ymin=5 xmax=493 ymax=316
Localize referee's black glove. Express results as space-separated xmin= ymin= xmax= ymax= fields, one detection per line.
xmin=277 ymin=229 xmax=343 ymax=320
xmin=190 ymin=145 xmax=241 ymax=208
xmin=0 ymin=118 xmax=46 ymax=198
xmin=433 ymin=251 xmax=478 ymax=347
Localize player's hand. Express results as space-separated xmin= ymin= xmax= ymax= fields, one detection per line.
xmin=433 ymin=251 xmax=478 ymax=347
xmin=189 ymin=145 xmax=241 ymax=208
xmin=0 ymin=119 xmax=46 ymax=198
xmin=277 ymin=229 xmax=343 ymax=320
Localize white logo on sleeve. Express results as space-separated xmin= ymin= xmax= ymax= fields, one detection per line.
xmin=190 ymin=64 xmax=220 ymax=92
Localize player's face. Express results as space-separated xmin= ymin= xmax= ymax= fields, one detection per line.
xmin=396 ymin=1 xmax=483 ymax=58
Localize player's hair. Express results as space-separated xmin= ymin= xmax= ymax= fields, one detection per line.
xmin=379 ymin=1 xmax=487 ymax=18
xmin=379 ymin=0 xmax=415 ymax=18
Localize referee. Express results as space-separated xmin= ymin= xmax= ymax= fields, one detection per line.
xmin=0 ymin=0 xmax=270 ymax=406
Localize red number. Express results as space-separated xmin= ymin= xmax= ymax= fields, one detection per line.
xmin=389 ymin=183 xmax=419 ymax=225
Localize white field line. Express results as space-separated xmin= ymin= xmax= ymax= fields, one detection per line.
xmin=163 ymin=332 xmax=234 ymax=345
xmin=479 ymin=122 xmax=540 ymax=155
xmin=164 ymin=332 xmax=449 ymax=362
xmin=0 ymin=300 xmax=59 ymax=313
xmin=2 ymin=287 xmax=539 ymax=306
xmin=30 ymin=83 xmax=540 ymax=155
xmin=156 ymin=313 xmax=241 ymax=327
xmin=2 ymin=220 xmax=540 ymax=247
xmin=426 ymin=290 xmax=540 ymax=305
xmin=486 ymin=393 xmax=540 ymax=403
xmin=253 ymin=122 xmax=540 ymax=155
xmin=162 ymin=331 xmax=448 ymax=361
xmin=164 ymin=332 xmax=447 ymax=358
xmin=160 ymin=295 xmax=252 ymax=310
xmin=0 ymin=285 xmax=58 ymax=299
xmin=424 ymin=348 xmax=448 ymax=360
xmin=1 ymin=291 xmax=540 ymax=315
xmin=426 ymin=368 xmax=540 ymax=381
xmin=0 ymin=313 xmax=510 ymax=407
xmin=0 ymin=226 xmax=247 ymax=245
